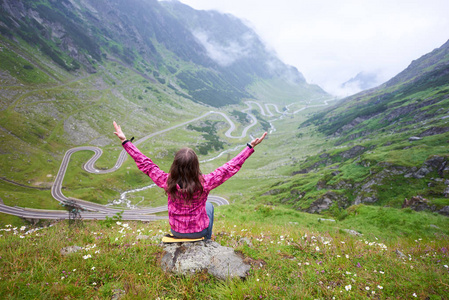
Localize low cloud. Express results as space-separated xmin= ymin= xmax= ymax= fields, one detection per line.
xmin=193 ymin=30 xmax=255 ymax=67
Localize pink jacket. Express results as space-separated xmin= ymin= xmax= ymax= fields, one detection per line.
xmin=123 ymin=142 xmax=254 ymax=233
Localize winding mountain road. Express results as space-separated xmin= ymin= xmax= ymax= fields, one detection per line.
xmin=1 ymin=99 xmax=332 ymax=221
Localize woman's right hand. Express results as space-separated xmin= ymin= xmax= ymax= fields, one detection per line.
xmin=113 ymin=121 xmax=127 ymax=142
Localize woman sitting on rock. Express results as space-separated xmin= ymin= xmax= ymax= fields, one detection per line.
xmin=113 ymin=121 xmax=267 ymax=240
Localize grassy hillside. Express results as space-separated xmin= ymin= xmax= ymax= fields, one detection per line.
xmin=1 ymin=203 xmax=448 ymax=299
xmin=269 ymin=41 xmax=449 ymax=216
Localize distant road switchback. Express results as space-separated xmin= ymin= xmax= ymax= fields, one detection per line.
xmin=0 ymin=99 xmax=332 ymax=221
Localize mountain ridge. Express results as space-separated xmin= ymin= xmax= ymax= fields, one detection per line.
xmin=0 ymin=0 xmax=326 ymax=107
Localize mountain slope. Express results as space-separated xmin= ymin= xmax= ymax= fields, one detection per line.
xmin=303 ymin=39 xmax=449 ymax=140
xmin=264 ymin=40 xmax=449 ymax=215
xmin=0 ymin=0 xmax=327 ymax=107
xmin=0 ymin=0 xmax=329 ymax=213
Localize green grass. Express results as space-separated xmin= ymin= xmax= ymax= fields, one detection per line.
xmin=0 ymin=204 xmax=448 ymax=299
xmin=0 ymin=45 xmax=52 ymax=84
xmin=0 ymin=180 xmax=61 ymax=210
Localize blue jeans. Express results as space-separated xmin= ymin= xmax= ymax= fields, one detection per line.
xmin=171 ymin=202 xmax=214 ymax=240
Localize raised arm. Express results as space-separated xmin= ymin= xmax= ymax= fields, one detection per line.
xmin=113 ymin=121 xmax=168 ymax=188
xmin=203 ymin=132 xmax=267 ymax=191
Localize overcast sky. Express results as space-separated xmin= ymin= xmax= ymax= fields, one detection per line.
xmin=177 ymin=0 xmax=449 ymax=96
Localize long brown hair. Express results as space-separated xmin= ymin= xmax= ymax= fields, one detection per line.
xmin=166 ymin=148 xmax=204 ymax=201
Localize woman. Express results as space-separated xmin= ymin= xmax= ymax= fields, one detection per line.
xmin=113 ymin=121 xmax=267 ymax=240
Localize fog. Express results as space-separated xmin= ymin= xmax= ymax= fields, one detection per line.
xmin=177 ymin=0 xmax=449 ymax=96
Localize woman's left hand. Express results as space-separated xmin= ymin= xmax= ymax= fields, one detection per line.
xmin=250 ymin=132 xmax=267 ymax=148
xmin=113 ymin=121 xmax=127 ymax=142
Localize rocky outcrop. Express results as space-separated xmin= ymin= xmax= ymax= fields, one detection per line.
xmin=402 ymin=195 xmax=432 ymax=211
xmin=302 ymin=155 xmax=449 ymax=215
xmin=306 ymin=191 xmax=347 ymax=214
xmin=438 ymin=206 xmax=449 ymax=216
xmin=419 ymin=126 xmax=449 ymax=137
xmin=340 ymin=145 xmax=367 ymax=159
xmin=293 ymin=145 xmax=367 ymax=175
xmin=406 ymin=155 xmax=449 ymax=179
xmin=159 ymin=240 xmax=251 ymax=280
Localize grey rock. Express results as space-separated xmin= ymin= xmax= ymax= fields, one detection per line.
xmin=318 ymin=218 xmax=335 ymax=222
xmin=395 ymin=249 xmax=407 ymax=259
xmin=136 ymin=234 xmax=150 ymax=240
xmin=159 ymin=240 xmax=251 ymax=280
xmin=402 ymin=195 xmax=430 ymax=211
xmin=60 ymin=245 xmax=82 ymax=256
xmin=413 ymin=167 xmax=431 ymax=179
xmin=307 ymin=191 xmax=349 ymax=214
xmin=408 ymin=136 xmax=422 ymax=141
xmin=306 ymin=195 xmax=333 ymax=214
xmin=438 ymin=206 xmax=449 ymax=216
xmin=354 ymin=195 xmax=378 ymax=205
xmin=444 ymin=187 xmax=449 ymax=198
xmin=262 ymin=189 xmax=281 ymax=196
xmin=340 ymin=145 xmax=366 ymax=159
xmin=342 ymin=229 xmax=362 ymax=236
xmin=111 ymin=289 xmax=125 ymax=300
xmin=238 ymin=237 xmax=253 ymax=247
xmin=419 ymin=126 xmax=449 ymax=137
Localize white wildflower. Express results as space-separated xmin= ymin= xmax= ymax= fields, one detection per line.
xmin=345 ymin=284 xmax=351 ymax=291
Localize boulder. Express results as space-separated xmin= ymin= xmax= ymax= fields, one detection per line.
xmin=159 ymin=240 xmax=251 ymax=280
xmin=60 ymin=245 xmax=82 ymax=256
xmin=402 ymin=195 xmax=430 ymax=211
